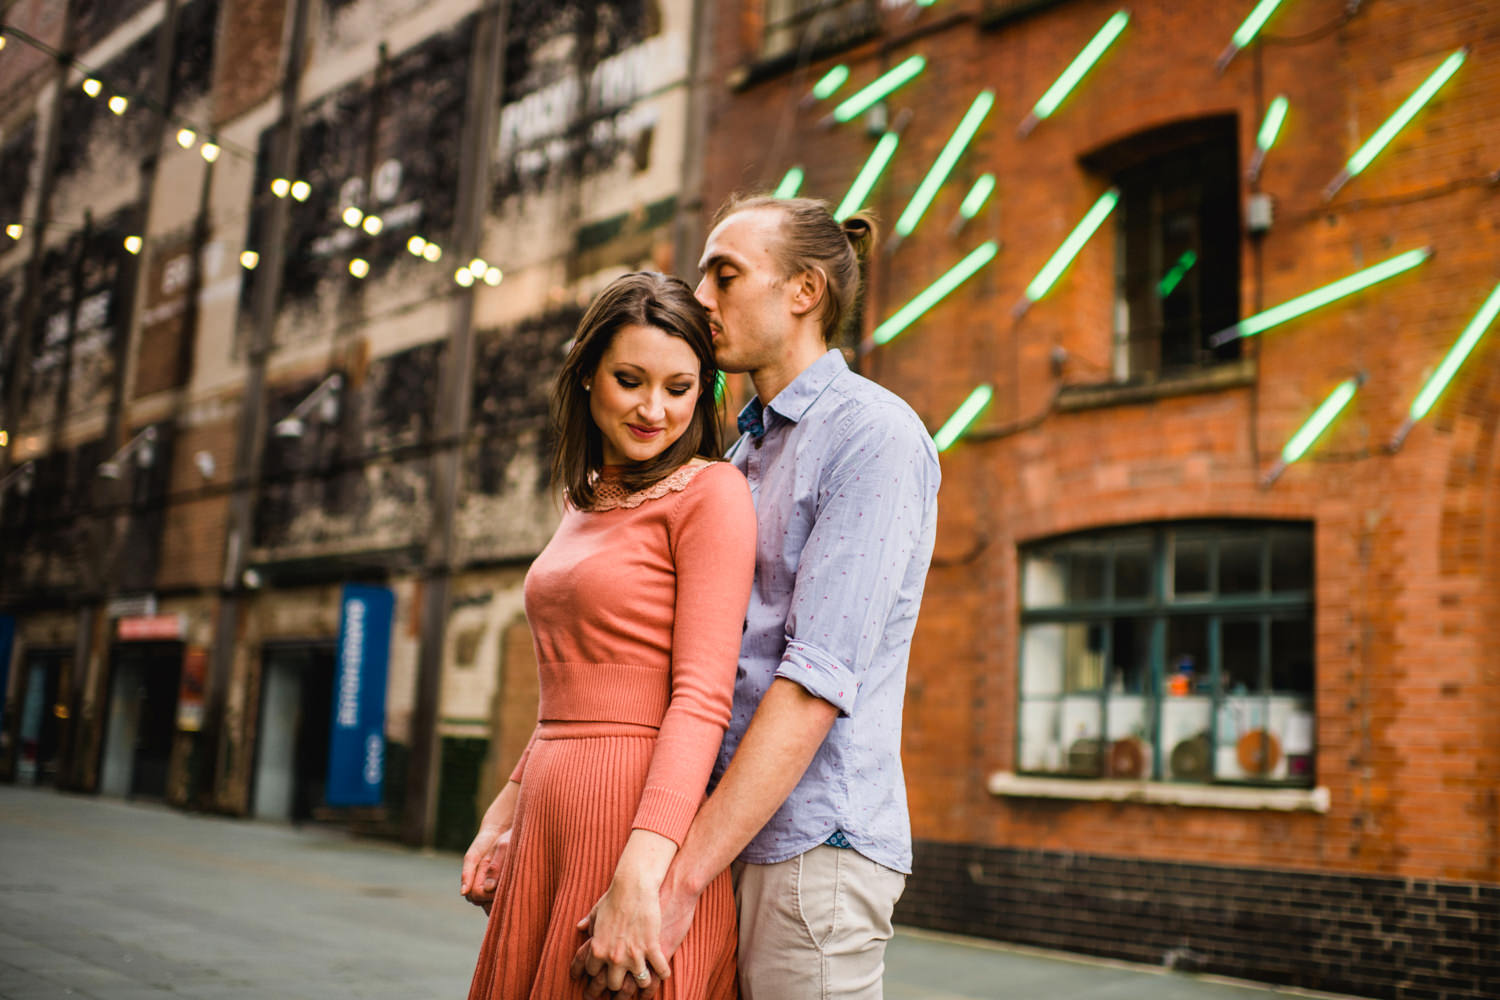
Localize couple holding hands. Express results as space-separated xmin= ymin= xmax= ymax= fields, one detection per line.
xmin=459 ymin=193 xmax=940 ymax=1000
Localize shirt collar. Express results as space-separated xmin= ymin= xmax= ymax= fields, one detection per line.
xmin=735 ymin=350 xmax=848 ymax=437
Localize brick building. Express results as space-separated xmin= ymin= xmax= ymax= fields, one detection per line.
xmin=1 ymin=0 xmax=709 ymax=849
xmin=696 ymin=1 xmax=1498 ymax=997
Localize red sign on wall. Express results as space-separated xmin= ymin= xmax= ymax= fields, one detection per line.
xmin=116 ymin=614 xmax=183 ymax=641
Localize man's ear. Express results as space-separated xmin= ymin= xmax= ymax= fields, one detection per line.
xmin=788 ymin=267 xmax=828 ymax=319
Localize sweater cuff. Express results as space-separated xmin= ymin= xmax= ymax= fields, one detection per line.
xmin=632 ymin=785 xmax=703 ymax=847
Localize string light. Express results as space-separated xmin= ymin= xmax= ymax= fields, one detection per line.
xmin=108 ymin=94 xmax=129 ymax=115
xmin=348 ymin=258 xmax=369 ymax=278
xmin=1264 ymin=375 xmax=1363 ymax=484
xmin=774 ymin=167 xmax=805 ymax=199
xmin=810 ymin=65 xmax=850 ymax=101
xmin=932 ymin=384 xmax=993 ymax=452
xmin=1209 ymin=248 xmax=1431 ymax=347
xmin=270 ymin=178 xmax=291 ymax=198
xmin=1020 ymin=11 xmax=1128 ymax=135
xmin=5 ymin=224 xmax=22 ymax=240
xmin=1217 ymin=0 xmax=1288 ymax=72
xmin=123 ymin=235 xmax=143 ymax=254
xmin=82 ymin=78 xmax=102 ymax=97
xmin=175 ymin=128 xmax=197 ymax=148
xmin=290 ymin=180 xmax=311 ymax=201
xmin=454 ymin=268 xmax=475 ymax=287
xmin=830 ymin=55 xmax=926 ymax=124
xmin=1016 ymin=189 xmax=1119 ymax=314
xmin=407 ymin=235 xmax=428 ymax=256
xmin=1325 ymin=49 xmax=1466 ymax=200
xmin=361 ymin=215 xmax=383 ymax=235
xmin=834 ymin=131 xmax=900 ymax=222
xmin=1392 ymin=279 xmax=1500 ymax=447
xmin=199 ymin=141 xmax=220 ymax=162
xmin=342 ymin=206 xmax=364 ymax=228
xmin=872 ymin=241 xmax=998 ymax=345
xmin=467 ymin=258 xmax=488 ymax=278
xmin=422 ymin=242 xmax=442 ymax=262
xmin=483 ymin=267 xmax=503 ymax=286
xmin=895 ymin=91 xmax=993 ymax=240
xmin=239 ymin=250 xmax=260 ymax=270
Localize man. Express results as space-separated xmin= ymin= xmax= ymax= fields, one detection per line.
xmin=577 ymin=194 xmax=940 ymax=999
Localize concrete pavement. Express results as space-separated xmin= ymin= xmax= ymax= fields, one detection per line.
xmin=0 ymin=785 xmax=1355 ymax=999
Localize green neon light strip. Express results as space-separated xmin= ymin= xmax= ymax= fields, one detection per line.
xmin=1328 ymin=49 xmax=1466 ymax=198
xmin=834 ymin=131 xmax=901 ymax=222
xmin=1281 ymin=377 xmax=1360 ymax=465
xmin=775 ymin=167 xmax=805 ymax=199
xmin=811 ymin=65 xmax=850 ymax=101
xmin=1210 ymin=248 xmax=1430 ymax=346
xmin=1022 ymin=189 xmax=1119 ymax=305
xmin=1258 ymin=96 xmax=1289 ymax=151
xmin=1157 ymin=250 xmax=1197 ymax=299
xmin=895 ymin=91 xmax=994 ymax=238
xmin=1408 ymin=280 xmax=1500 ymax=423
xmin=714 ymin=371 xmax=726 ymax=404
xmin=959 ymin=174 xmax=996 ymax=220
xmin=1026 ymin=11 xmax=1128 ymax=127
xmin=932 ymin=384 xmax=994 ymax=452
xmin=873 ymin=241 xmax=998 ymax=345
xmin=832 ymin=55 xmax=926 ymax=123
xmin=1235 ymin=0 xmax=1285 ymax=50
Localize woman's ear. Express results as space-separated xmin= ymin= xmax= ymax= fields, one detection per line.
xmin=788 ymin=266 xmax=828 ymax=319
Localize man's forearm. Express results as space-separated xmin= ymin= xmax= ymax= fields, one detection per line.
xmin=663 ymin=678 xmax=838 ymax=901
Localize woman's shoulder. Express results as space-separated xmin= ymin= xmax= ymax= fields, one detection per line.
xmin=676 ymin=458 xmax=749 ymax=501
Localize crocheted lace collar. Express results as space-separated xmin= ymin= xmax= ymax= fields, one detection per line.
xmin=587 ymin=458 xmax=712 ymax=512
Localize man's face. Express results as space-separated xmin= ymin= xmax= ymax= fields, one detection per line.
xmin=694 ymin=208 xmax=797 ymax=374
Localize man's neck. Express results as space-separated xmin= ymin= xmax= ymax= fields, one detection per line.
xmin=749 ymin=334 xmax=829 ymax=406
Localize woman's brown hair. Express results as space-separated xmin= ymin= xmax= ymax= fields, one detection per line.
xmin=550 ymin=271 xmax=723 ymax=509
xmin=711 ymin=195 xmax=878 ymax=344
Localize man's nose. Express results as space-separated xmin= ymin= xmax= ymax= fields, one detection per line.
xmin=693 ymin=277 xmax=712 ymax=310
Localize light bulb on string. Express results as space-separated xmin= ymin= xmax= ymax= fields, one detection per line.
xmin=82 ymin=78 xmax=102 ymax=97
xmin=5 ymin=224 xmax=22 ymax=240
xmin=240 ymin=250 xmax=259 ymax=270
xmin=483 ymin=267 xmax=503 ymax=286
xmin=407 ymin=235 xmax=427 ymax=255
xmin=349 ymin=258 xmax=370 ymax=278
xmin=176 ymin=128 xmax=197 ymax=149
xmin=200 ymin=141 xmax=220 ymax=162
xmin=270 ymin=178 xmax=291 ymax=198
xmin=455 ymin=268 xmax=475 ymax=287
xmin=290 ymin=180 xmax=310 ymax=201
xmin=361 ymin=215 xmax=383 ymax=235
xmin=342 ymin=206 xmax=363 ymax=228
xmin=108 ymin=95 xmax=129 ymax=115
xmin=468 ymin=258 xmax=487 ymax=278
xmin=422 ymin=243 xmax=442 ymax=262
xmin=123 ymin=235 xmax=143 ymax=255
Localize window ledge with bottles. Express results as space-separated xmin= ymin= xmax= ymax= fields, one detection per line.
xmin=1016 ymin=522 xmax=1318 ymax=794
xmin=987 ymin=771 xmax=1330 ymax=813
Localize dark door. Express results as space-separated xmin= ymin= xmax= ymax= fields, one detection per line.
xmin=16 ymin=650 xmax=71 ymax=785
xmin=101 ymin=642 xmax=182 ymax=800
xmin=253 ymin=644 xmax=335 ymax=823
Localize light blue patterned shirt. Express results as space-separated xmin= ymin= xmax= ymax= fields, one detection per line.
xmin=713 ymin=350 xmax=940 ymax=874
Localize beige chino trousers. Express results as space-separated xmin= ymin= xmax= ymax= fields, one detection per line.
xmin=732 ymin=845 xmax=907 ymax=1000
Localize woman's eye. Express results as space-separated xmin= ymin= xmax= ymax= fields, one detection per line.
xmin=667 ymin=386 xmax=692 ymax=397
xmin=614 ymin=375 xmax=640 ymax=388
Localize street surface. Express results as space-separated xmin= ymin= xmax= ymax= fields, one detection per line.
xmin=0 ymin=786 xmax=1353 ymax=999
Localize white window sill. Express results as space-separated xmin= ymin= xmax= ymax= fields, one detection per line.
xmin=987 ymin=772 xmax=1330 ymax=813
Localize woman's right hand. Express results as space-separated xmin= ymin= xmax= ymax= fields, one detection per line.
xmin=460 ymin=781 xmax=520 ymax=913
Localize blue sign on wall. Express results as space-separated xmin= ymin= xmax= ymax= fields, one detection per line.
xmin=326 ymin=585 xmax=394 ymax=806
xmin=0 ymin=615 xmax=14 ymax=723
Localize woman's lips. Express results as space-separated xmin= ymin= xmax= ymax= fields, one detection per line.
xmin=628 ymin=424 xmax=663 ymax=439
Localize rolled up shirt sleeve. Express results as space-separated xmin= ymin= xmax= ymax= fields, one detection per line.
xmin=774 ymin=404 xmax=936 ymax=716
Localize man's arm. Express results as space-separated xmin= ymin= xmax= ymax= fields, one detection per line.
xmin=658 ymin=678 xmax=839 ymax=950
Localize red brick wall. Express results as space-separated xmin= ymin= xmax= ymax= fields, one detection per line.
xmin=212 ymin=0 xmax=288 ymax=125
xmin=157 ymin=415 xmax=237 ymax=590
xmin=702 ymin=0 xmax=1500 ymax=881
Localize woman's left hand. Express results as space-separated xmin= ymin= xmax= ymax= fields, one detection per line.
xmin=569 ymin=830 xmax=676 ymax=997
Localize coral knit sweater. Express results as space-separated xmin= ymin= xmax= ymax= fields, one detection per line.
xmin=508 ymin=459 xmax=756 ymax=845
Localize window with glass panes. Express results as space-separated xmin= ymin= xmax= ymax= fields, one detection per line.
xmin=1018 ymin=523 xmax=1314 ymax=786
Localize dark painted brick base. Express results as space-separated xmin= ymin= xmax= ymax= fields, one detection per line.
xmin=895 ymin=841 xmax=1500 ymax=1000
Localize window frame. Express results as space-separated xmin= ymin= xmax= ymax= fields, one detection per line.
xmin=1016 ymin=521 xmax=1315 ymax=788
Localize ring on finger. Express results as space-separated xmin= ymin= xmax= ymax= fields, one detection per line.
xmin=634 ymin=970 xmax=651 ymax=985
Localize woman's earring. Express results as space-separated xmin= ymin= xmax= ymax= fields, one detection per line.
xmin=583 ymin=380 xmax=592 ymax=392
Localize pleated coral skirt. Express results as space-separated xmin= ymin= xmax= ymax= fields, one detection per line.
xmin=467 ymin=722 xmax=738 ymax=1000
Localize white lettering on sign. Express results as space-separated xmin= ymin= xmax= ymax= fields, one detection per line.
xmin=497 ymin=32 xmax=685 ymax=155
xmin=363 ymin=733 xmax=383 ymax=786
xmin=338 ymin=599 xmax=365 ymax=728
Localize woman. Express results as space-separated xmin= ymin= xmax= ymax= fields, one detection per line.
xmin=461 ymin=271 xmax=753 ymax=999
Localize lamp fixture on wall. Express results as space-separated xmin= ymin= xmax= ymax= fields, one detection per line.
xmin=1 ymin=461 xmax=35 ymax=497
xmin=98 ymin=426 xmax=157 ymax=479
xmin=274 ymin=374 xmax=344 ymax=438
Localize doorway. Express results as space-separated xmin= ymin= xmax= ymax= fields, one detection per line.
xmin=15 ymin=649 xmax=72 ymax=786
xmin=99 ymin=642 xmax=182 ymax=799
xmin=252 ymin=643 xmax=335 ymax=823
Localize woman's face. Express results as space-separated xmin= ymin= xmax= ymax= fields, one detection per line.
xmin=588 ymin=323 xmax=702 ymax=466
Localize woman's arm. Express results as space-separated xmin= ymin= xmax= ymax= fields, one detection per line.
xmin=460 ymin=778 xmax=520 ymax=911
